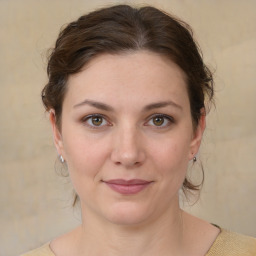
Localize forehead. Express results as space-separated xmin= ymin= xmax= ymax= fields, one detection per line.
xmin=65 ymin=51 xmax=189 ymax=110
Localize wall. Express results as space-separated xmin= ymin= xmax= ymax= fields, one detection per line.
xmin=0 ymin=0 xmax=255 ymax=255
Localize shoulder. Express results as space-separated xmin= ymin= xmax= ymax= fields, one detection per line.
xmin=20 ymin=243 xmax=55 ymax=256
xmin=206 ymin=228 xmax=256 ymax=256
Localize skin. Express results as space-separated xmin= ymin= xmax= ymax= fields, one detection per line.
xmin=50 ymin=51 xmax=219 ymax=256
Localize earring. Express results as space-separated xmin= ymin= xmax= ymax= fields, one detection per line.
xmin=59 ymin=155 xmax=65 ymax=163
xmin=193 ymin=156 xmax=197 ymax=162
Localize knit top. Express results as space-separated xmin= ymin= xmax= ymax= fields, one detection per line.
xmin=21 ymin=228 xmax=256 ymax=256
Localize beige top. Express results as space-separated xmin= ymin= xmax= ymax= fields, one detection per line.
xmin=21 ymin=229 xmax=256 ymax=256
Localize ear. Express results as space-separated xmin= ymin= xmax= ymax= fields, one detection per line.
xmin=49 ymin=110 xmax=64 ymax=158
xmin=189 ymin=109 xmax=206 ymax=160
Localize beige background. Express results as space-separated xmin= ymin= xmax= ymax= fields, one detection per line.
xmin=0 ymin=0 xmax=255 ymax=255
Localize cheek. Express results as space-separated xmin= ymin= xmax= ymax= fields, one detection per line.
xmin=148 ymin=135 xmax=191 ymax=179
xmin=62 ymin=130 xmax=111 ymax=179
xmin=62 ymin=134 xmax=112 ymax=201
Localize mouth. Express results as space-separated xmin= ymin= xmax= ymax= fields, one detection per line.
xmin=103 ymin=179 xmax=153 ymax=195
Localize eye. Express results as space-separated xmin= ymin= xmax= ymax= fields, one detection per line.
xmin=83 ymin=114 xmax=110 ymax=128
xmin=152 ymin=116 xmax=165 ymax=126
xmin=146 ymin=114 xmax=174 ymax=128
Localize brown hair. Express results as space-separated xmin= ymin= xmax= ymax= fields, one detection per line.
xmin=42 ymin=4 xmax=214 ymax=201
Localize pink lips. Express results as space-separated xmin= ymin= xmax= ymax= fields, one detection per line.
xmin=104 ymin=179 xmax=152 ymax=195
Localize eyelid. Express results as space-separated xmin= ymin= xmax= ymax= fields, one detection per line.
xmin=82 ymin=113 xmax=112 ymax=128
xmin=144 ymin=113 xmax=175 ymax=127
xmin=150 ymin=113 xmax=174 ymax=122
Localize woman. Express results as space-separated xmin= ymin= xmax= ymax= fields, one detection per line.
xmin=22 ymin=4 xmax=256 ymax=256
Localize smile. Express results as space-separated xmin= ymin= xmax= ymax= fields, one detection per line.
xmin=103 ymin=179 xmax=153 ymax=195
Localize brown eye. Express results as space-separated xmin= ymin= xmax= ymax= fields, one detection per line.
xmin=84 ymin=115 xmax=109 ymax=128
xmin=145 ymin=114 xmax=174 ymax=128
xmin=153 ymin=116 xmax=164 ymax=126
xmin=91 ymin=116 xmax=103 ymax=126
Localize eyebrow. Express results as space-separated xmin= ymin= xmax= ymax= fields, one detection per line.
xmin=73 ymin=99 xmax=182 ymax=112
xmin=73 ymin=99 xmax=114 ymax=111
xmin=142 ymin=101 xmax=182 ymax=111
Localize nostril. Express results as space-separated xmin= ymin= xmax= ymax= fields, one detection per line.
xmin=110 ymin=138 xmax=146 ymax=167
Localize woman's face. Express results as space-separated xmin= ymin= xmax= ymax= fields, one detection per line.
xmin=51 ymin=51 xmax=205 ymax=226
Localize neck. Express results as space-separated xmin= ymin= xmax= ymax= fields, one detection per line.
xmin=77 ymin=199 xmax=185 ymax=256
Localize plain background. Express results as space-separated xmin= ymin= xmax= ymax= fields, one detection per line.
xmin=0 ymin=0 xmax=255 ymax=255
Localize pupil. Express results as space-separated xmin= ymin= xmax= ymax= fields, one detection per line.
xmin=153 ymin=117 xmax=164 ymax=126
xmin=92 ymin=116 xmax=102 ymax=126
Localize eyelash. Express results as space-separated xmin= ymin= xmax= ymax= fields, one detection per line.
xmin=145 ymin=114 xmax=174 ymax=128
xmin=82 ymin=114 xmax=174 ymax=129
xmin=82 ymin=114 xmax=111 ymax=129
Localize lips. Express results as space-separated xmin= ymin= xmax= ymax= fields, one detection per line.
xmin=104 ymin=179 xmax=152 ymax=195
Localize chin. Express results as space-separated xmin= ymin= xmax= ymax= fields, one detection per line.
xmin=104 ymin=201 xmax=153 ymax=226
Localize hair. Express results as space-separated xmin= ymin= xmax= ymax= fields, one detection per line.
xmin=42 ymin=4 xmax=214 ymax=204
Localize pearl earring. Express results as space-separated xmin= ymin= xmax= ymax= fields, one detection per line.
xmin=59 ymin=155 xmax=65 ymax=163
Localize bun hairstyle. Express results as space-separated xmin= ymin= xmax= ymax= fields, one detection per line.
xmin=42 ymin=4 xmax=214 ymax=203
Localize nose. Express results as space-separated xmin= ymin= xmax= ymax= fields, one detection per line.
xmin=110 ymin=125 xmax=146 ymax=168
